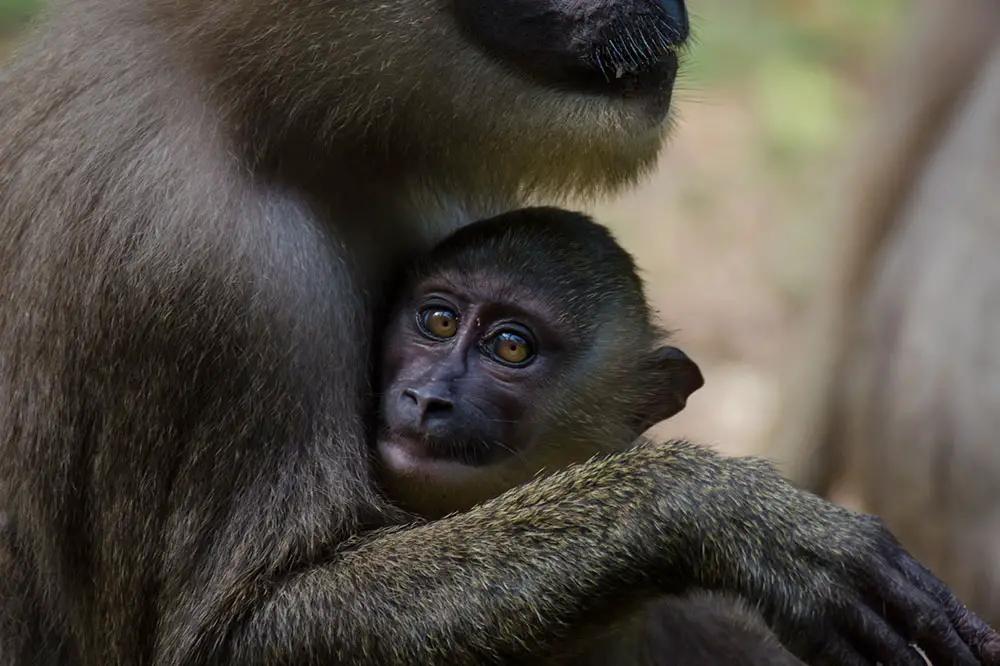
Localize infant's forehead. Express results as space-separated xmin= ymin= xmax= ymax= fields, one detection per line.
xmin=403 ymin=264 xmax=630 ymax=341
xmin=409 ymin=265 xmax=564 ymax=304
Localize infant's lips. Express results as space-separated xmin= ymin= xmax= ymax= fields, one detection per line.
xmin=377 ymin=431 xmax=427 ymax=459
xmin=376 ymin=434 xmax=423 ymax=475
xmin=375 ymin=432 xmax=486 ymax=484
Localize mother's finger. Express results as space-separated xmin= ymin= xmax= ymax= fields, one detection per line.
xmin=840 ymin=601 xmax=926 ymax=666
xmin=899 ymin=556 xmax=1000 ymax=663
xmin=872 ymin=566 xmax=979 ymax=665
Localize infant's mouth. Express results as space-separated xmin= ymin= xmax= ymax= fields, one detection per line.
xmin=376 ymin=429 xmax=507 ymax=469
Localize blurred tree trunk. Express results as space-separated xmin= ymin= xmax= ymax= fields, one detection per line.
xmin=770 ymin=0 xmax=1000 ymax=626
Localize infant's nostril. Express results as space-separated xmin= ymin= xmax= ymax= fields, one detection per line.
xmin=402 ymin=388 xmax=454 ymax=420
xmin=422 ymin=396 xmax=454 ymax=415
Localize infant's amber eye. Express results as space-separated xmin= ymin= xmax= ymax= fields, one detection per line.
xmin=491 ymin=330 xmax=534 ymax=366
xmin=419 ymin=308 xmax=459 ymax=339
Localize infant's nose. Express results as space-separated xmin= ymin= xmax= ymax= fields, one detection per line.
xmin=402 ymin=387 xmax=454 ymax=424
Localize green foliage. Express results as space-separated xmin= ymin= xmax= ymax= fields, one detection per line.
xmin=0 ymin=0 xmax=43 ymax=34
xmin=685 ymin=0 xmax=903 ymax=172
xmin=687 ymin=0 xmax=904 ymax=84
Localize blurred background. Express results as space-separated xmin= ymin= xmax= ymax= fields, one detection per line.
xmin=0 ymin=0 xmax=40 ymax=47
xmin=588 ymin=0 xmax=908 ymax=457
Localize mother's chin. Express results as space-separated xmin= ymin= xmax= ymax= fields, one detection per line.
xmin=389 ymin=0 xmax=691 ymax=201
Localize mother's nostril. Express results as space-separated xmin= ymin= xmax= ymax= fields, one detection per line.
xmin=656 ymin=0 xmax=689 ymax=45
xmin=589 ymin=0 xmax=689 ymax=83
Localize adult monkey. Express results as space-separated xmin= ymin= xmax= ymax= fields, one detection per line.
xmin=772 ymin=0 xmax=1000 ymax=630
xmin=0 ymin=1 xmax=997 ymax=666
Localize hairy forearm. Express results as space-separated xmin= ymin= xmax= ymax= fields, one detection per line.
xmin=221 ymin=441 xmax=722 ymax=666
xmin=163 ymin=438 xmax=1000 ymax=666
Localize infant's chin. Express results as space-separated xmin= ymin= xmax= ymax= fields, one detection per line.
xmin=376 ymin=434 xmax=481 ymax=480
xmin=375 ymin=434 xmax=523 ymax=519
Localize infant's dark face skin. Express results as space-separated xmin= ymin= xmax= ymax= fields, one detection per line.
xmin=375 ymin=266 xmax=703 ymax=519
xmin=377 ymin=271 xmax=565 ymax=491
xmin=374 ymin=209 xmax=705 ymax=519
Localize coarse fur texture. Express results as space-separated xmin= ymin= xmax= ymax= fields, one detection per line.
xmin=0 ymin=0 xmax=998 ymax=665
xmin=772 ymin=0 xmax=1000 ymax=631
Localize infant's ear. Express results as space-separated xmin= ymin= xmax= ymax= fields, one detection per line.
xmin=634 ymin=345 xmax=705 ymax=433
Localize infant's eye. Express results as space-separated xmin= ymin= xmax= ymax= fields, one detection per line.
xmin=418 ymin=307 xmax=459 ymax=339
xmin=489 ymin=330 xmax=535 ymax=366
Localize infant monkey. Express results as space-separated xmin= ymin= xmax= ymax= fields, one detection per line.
xmin=376 ymin=207 xmax=704 ymax=519
xmin=373 ymin=209 xmax=809 ymax=665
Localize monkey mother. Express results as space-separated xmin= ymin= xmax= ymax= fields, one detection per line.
xmin=0 ymin=1 xmax=997 ymax=665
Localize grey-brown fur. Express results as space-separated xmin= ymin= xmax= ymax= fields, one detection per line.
xmin=546 ymin=594 xmax=805 ymax=666
xmin=0 ymin=1 xmax=997 ymax=665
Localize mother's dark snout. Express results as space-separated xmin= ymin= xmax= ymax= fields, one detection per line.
xmin=455 ymin=0 xmax=689 ymax=98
